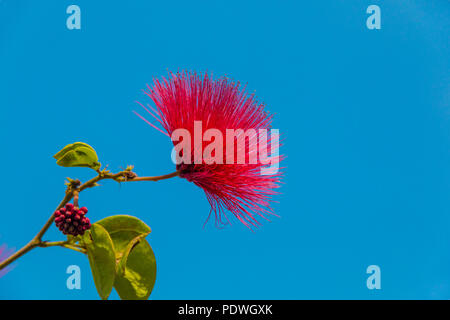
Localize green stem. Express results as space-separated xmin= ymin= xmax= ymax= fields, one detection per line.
xmin=63 ymin=245 xmax=86 ymax=254
xmin=40 ymin=241 xmax=87 ymax=254
xmin=0 ymin=169 xmax=179 ymax=271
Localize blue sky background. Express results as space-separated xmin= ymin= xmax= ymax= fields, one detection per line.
xmin=0 ymin=0 xmax=449 ymax=299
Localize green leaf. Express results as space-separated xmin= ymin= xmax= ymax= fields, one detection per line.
xmin=53 ymin=142 xmax=101 ymax=170
xmin=96 ymin=215 xmax=156 ymax=300
xmin=96 ymin=215 xmax=151 ymax=258
xmin=114 ymin=236 xmax=157 ymax=300
xmin=116 ymin=233 xmax=149 ymax=275
xmin=82 ymin=224 xmax=116 ymax=300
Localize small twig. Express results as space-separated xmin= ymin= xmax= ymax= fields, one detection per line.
xmin=40 ymin=241 xmax=87 ymax=254
xmin=62 ymin=245 xmax=86 ymax=254
xmin=125 ymin=171 xmax=180 ymax=182
xmin=73 ymin=190 xmax=80 ymax=208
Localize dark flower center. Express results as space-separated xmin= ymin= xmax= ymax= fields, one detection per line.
xmin=176 ymin=163 xmax=196 ymax=181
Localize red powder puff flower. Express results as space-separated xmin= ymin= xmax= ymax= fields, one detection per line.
xmin=0 ymin=244 xmax=13 ymax=278
xmin=135 ymin=71 xmax=282 ymax=228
